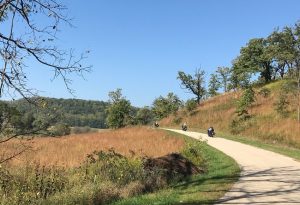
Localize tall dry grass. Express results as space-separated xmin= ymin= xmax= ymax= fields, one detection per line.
xmin=0 ymin=127 xmax=184 ymax=168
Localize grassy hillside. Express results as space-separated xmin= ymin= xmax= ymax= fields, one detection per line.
xmin=161 ymin=80 xmax=300 ymax=149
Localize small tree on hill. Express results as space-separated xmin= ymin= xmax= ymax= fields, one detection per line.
xmin=236 ymin=86 xmax=256 ymax=120
xmin=177 ymin=69 xmax=206 ymax=104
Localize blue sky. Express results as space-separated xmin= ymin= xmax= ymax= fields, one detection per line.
xmin=23 ymin=0 xmax=300 ymax=106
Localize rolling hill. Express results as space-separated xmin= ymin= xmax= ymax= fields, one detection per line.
xmin=160 ymin=80 xmax=300 ymax=148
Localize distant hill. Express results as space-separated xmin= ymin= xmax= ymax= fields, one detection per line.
xmin=160 ymin=80 xmax=300 ymax=148
xmin=9 ymin=97 xmax=109 ymax=128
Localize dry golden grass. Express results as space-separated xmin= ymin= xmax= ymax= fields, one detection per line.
xmin=161 ymin=81 xmax=300 ymax=147
xmin=0 ymin=127 xmax=184 ymax=168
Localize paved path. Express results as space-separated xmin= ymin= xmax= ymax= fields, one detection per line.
xmin=166 ymin=129 xmax=300 ymax=205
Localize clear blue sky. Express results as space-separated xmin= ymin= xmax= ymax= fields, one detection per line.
xmin=25 ymin=0 xmax=300 ymax=107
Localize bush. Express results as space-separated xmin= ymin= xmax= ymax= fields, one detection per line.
xmin=50 ymin=124 xmax=71 ymax=136
xmin=0 ymin=164 xmax=67 ymax=205
xmin=274 ymin=93 xmax=289 ymax=117
xmin=185 ymin=99 xmax=198 ymax=113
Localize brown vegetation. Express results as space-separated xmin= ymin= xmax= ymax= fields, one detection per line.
xmin=0 ymin=127 xmax=184 ymax=168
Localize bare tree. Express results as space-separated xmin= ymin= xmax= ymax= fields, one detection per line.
xmin=0 ymin=0 xmax=91 ymax=99
xmin=0 ymin=0 xmax=90 ymax=163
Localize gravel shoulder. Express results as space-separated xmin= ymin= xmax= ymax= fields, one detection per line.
xmin=166 ymin=129 xmax=300 ymax=205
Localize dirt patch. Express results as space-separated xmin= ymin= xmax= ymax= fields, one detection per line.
xmin=144 ymin=153 xmax=203 ymax=179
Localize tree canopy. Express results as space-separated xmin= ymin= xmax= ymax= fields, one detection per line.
xmin=177 ymin=69 xmax=206 ymax=104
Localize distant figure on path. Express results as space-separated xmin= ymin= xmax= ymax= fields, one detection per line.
xmin=207 ymin=126 xmax=215 ymax=137
xmin=154 ymin=121 xmax=159 ymax=128
xmin=182 ymin=122 xmax=188 ymax=131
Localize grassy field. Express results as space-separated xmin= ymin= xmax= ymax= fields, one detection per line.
xmin=112 ymin=131 xmax=240 ymax=205
xmin=1 ymin=127 xmax=184 ymax=168
xmin=0 ymin=128 xmax=240 ymax=205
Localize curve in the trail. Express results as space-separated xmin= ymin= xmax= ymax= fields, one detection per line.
xmin=166 ymin=129 xmax=300 ymax=205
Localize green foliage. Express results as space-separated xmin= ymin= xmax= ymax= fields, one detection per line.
xmin=106 ymin=100 xmax=132 ymax=129
xmin=152 ymin=93 xmax=182 ymax=120
xmin=236 ymin=87 xmax=256 ymax=118
xmin=208 ymin=74 xmax=221 ymax=97
xmin=10 ymin=97 xmax=109 ymax=129
xmin=0 ymin=102 xmax=21 ymax=135
xmin=84 ymin=149 xmax=144 ymax=186
xmin=231 ymin=21 xmax=300 ymax=87
xmin=135 ymin=107 xmax=154 ymax=125
xmin=185 ymin=99 xmax=198 ymax=113
xmin=106 ymin=89 xmax=132 ymax=129
xmin=0 ymin=165 xmax=67 ymax=205
xmin=177 ymin=69 xmax=206 ymax=104
xmin=228 ymin=61 xmax=251 ymax=90
xmin=49 ymin=124 xmax=71 ymax=136
xmin=181 ymin=142 xmax=205 ymax=167
xmin=216 ymin=67 xmax=231 ymax=92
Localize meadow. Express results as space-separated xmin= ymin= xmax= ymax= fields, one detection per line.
xmin=1 ymin=127 xmax=184 ymax=168
xmin=0 ymin=127 xmax=240 ymax=205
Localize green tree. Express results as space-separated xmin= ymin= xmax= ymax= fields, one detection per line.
xmin=208 ymin=73 xmax=221 ymax=96
xmin=235 ymin=38 xmax=273 ymax=83
xmin=216 ymin=67 xmax=231 ymax=92
xmin=106 ymin=89 xmax=132 ymax=129
xmin=177 ymin=69 xmax=206 ymax=104
xmin=136 ymin=107 xmax=154 ymax=125
xmin=229 ymin=59 xmax=252 ymax=90
xmin=152 ymin=93 xmax=182 ymax=119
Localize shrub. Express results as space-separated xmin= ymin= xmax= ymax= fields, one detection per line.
xmin=185 ymin=99 xmax=198 ymax=113
xmin=50 ymin=124 xmax=71 ymax=136
xmin=274 ymin=93 xmax=289 ymax=117
xmin=0 ymin=164 xmax=67 ymax=205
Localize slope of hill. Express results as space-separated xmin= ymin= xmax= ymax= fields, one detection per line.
xmin=160 ymin=80 xmax=300 ymax=148
xmin=10 ymin=97 xmax=109 ymax=128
